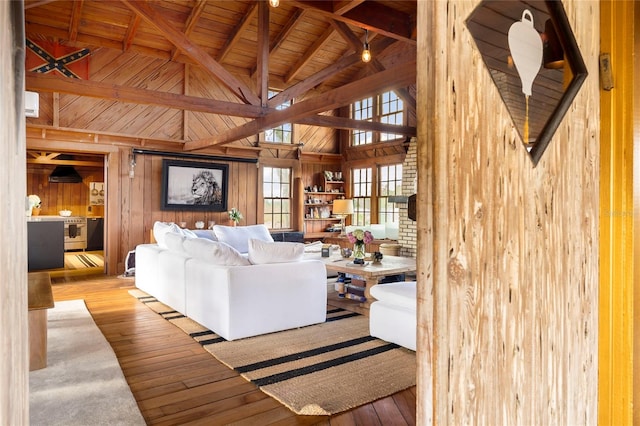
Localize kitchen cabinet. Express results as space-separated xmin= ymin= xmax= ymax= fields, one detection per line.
xmin=28 ymin=221 xmax=64 ymax=271
xmin=86 ymin=217 xmax=104 ymax=251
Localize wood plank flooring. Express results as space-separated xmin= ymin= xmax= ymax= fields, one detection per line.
xmin=49 ymin=274 xmax=417 ymax=425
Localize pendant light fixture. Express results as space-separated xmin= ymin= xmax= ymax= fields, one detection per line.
xmin=361 ymin=29 xmax=371 ymax=63
xmin=269 ymin=0 xmax=279 ymax=7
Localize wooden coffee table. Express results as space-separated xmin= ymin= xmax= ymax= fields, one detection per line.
xmin=322 ymin=255 xmax=416 ymax=313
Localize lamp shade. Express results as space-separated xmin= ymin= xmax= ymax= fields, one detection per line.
xmin=332 ymin=199 xmax=354 ymax=216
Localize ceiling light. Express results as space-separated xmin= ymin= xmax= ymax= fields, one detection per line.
xmin=361 ymin=29 xmax=371 ymax=63
xmin=269 ymin=0 xmax=279 ymax=7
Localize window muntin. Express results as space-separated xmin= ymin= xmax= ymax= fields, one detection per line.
xmin=378 ymin=164 xmax=403 ymax=224
xmin=263 ymin=167 xmax=291 ymax=229
xmin=352 ymin=167 xmax=372 ymax=226
xmin=264 ymin=90 xmax=292 ymax=143
xmin=350 ymin=90 xmax=404 ymax=145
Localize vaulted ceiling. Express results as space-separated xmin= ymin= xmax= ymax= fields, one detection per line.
xmin=24 ymin=0 xmax=417 ymax=151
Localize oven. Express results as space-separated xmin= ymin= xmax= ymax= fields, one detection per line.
xmin=64 ymin=217 xmax=87 ymax=251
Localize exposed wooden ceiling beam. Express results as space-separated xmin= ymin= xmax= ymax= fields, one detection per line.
xmin=256 ymin=1 xmax=269 ymax=105
xmin=184 ymin=60 xmax=416 ymax=150
xmin=123 ymin=14 xmax=141 ymax=51
xmin=216 ymin=3 xmax=258 ymax=64
xmin=68 ymin=0 xmax=84 ymax=42
xmin=284 ymin=25 xmax=335 ymax=84
xmin=250 ymin=8 xmax=306 ymax=78
xmin=296 ymin=115 xmax=416 ymax=136
xmin=24 ymin=0 xmax=57 ymax=10
xmin=270 ymin=35 xmax=396 ymax=108
xmin=171 ymin=0 xmax=207 ymax=61
xmin=121 ymin=0 xmax=261 ymax=106
xmin=288 ymin=0 xmax=415 ymax=45
xmin=26 ymin=72 xmax=265 ymax=118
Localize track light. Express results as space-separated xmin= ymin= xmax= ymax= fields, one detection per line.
xmin=361 ymin=29 xmax=371 ymax=63
xmin=269 ymin=0 xmax=279 ymax=7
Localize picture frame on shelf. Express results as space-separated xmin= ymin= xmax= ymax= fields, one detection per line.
xmin=161 ymin=159 xmax=228 ymax=211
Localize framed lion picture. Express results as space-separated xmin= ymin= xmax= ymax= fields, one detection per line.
xmin=160 ymin=159 xmax=228 ymax=211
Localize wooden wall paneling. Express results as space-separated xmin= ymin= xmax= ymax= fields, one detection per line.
xmin=420 ymin=0 xmax=599 ymax=424
xmin=1 ymin=1 xmax=29 ymax=422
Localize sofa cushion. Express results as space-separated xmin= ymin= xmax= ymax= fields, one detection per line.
xmin=191 ymin=229 xmax=218 ymax=241
xmin=248 ymin=239 xmax=305 ymax=264
xmin=370 ymin=281 xmax=416 ymax=311
xmin=153 ymin=221 xmax=198 ymax=248
xmin=164 ymin=232 xmax=187 ymax=253
xmin=183 ymin=237 xmax=250 ymax=266
xmin=213 ymin=224 xmax=274 ymax=253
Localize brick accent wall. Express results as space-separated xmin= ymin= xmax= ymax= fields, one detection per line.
xmin=398 ymin=137 xmax=417 ymax=258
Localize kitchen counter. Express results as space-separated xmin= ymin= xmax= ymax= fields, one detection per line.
xmin=27 ymin=215 xmax=67 ymax=221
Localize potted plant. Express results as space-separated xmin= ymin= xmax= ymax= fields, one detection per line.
xmin=228 ymin=208 xmax=243 ymax=226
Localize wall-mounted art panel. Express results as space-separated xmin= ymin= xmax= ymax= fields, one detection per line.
xmin=466 ymin=0 xmax=587 ymax=165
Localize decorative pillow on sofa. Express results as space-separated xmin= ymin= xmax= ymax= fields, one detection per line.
xmin=248 ymin=239 xmax=304 ymax=264
xmin=191 ymin=229 xmax=218 ymax=241
xmin=153 ymin=221 xmax=197 ymax=248
xmin=183 ymin=237 xmax=250 ymax=266
xmin=212 ymin=224 xmax=274 ymax=254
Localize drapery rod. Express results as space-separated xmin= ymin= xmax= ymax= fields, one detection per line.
xmin=131 ymin=148 xmax=258 ymax=164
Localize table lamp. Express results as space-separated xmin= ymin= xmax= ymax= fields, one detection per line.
xmin=332 ymin=199 xmax=354 ymax=236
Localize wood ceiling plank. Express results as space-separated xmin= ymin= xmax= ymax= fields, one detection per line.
xmin=26 ymin=72 xmax=265 ymax=118
xmin=184 ymin=60 xmax=416 ymax=150
xmin=216 ymin=3 xmax=258 ymax=64
xmin=284 ymin=25 xmax=335 ymax=83
xmin=121 ymin=0 xmax=260 ymax=106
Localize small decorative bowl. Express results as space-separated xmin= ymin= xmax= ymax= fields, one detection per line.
xmin=59 ymin=210 xmax=72 ymax=217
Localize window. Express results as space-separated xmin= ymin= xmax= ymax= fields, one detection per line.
xmin=352 ymin=168 xmax=372 ymax=226
xmin=378 ymin=164 xmax=403 ymax=224
xmin=264 ymin=90 xmax=292 ymax=143
xmin=351 ymin=90 xmax=404 ymax=146
xmin=263 ymin=167 xmax=291 ymax=229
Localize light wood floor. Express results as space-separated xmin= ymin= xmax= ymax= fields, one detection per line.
xmin=49 ymin=274 xmax=417 ymax=425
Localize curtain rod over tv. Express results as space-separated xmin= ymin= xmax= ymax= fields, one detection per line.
xmin=131 ymin=148 xmax=258 ymax=164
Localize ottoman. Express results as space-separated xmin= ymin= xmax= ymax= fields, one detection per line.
xmin=369 ymin=281 xmax=416 ymax=351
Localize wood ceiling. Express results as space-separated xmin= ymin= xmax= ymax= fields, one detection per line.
xmin=24 ymin=0 xmax=417 ymax=151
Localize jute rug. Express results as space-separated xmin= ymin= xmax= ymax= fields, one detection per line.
xmin=30 ymin=299 xmax=145 ymax=425
xmin=129 ymin=289 xmax=416 ymax=416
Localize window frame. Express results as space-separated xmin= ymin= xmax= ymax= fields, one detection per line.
xmin=263 ymin=90 xmax=293 ymax=144
xmin=350 ymin=90 xmax=404 ymax=146
xmin=262 ymin=166 xmax=292 ymax=230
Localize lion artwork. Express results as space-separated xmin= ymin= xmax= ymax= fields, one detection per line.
xmin=191 ymin=170 xmax=221 ymax=205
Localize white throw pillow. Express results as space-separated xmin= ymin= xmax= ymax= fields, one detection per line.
xmin=213 ymin=224 xmax=274 ymax=253
xmin=183 ymin=238 xmax=250 ymax=266
xmin=153 ymin=221 xmax=180 ymax=248
xmin=248 ymin=239 xmax=305 ymax=264
xmin=164 ymin=232 xmax=187 ymax=253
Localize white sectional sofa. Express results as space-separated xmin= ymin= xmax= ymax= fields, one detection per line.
xmin=135 ymin=222 xmax=327 ymax=340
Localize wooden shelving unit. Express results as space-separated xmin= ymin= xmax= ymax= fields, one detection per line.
xmin=303 ymin=174 xmax=345 ymax=239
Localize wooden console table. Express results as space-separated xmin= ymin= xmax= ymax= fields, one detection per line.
xmin=28 ymin=272 xmax=54 ymax=371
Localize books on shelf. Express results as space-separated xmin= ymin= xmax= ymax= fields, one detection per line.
xmin=345 ymin=283 xmax=365 ymax=297
xmin=344 ymin=292 xmax=366 ymax=302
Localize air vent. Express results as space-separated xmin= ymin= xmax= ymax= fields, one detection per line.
xmin=25 ymin=91 xmax=39 ymax=118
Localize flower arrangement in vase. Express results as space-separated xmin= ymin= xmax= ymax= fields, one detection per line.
xmin=27 ymin=194 xmax=42 ymax=216
xmin=346 ymin=229 xmax=373 ymax=264
xmin=228 ymin=208 xmax=243 ymax=226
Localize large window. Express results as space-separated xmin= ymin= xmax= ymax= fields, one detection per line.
xmin=264 ymin=90 xmax=292 ymax=143
xmin=351 ymin=90 xmax=404 ymax=146
xmin=352 ymin=167 xmax=372 ymax=226
xmin=263 ymin=167 xmax=291 ymax=229
xmin=378 ymin=164 xmax=403 ymax=224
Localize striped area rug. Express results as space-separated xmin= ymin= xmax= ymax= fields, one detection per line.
xmin=129 ymin=289 xmax=416 ymax=415
xmin=64 ymin=253 xmax=104 ymax=270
